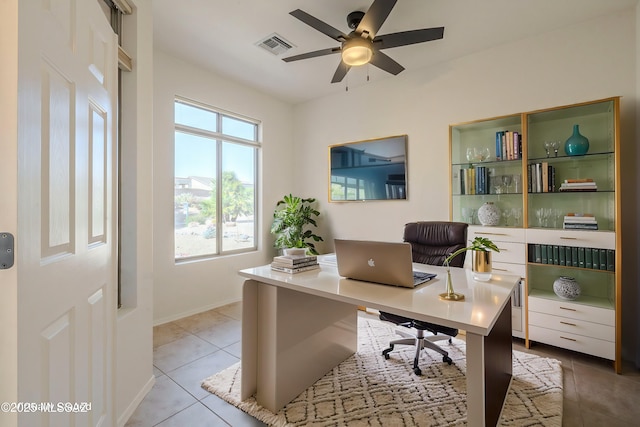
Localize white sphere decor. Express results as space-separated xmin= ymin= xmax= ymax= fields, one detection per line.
xmin=553 ymin=276 xmax=581 ymax=300
xmin=477 ymin=202 xmax=500 ymax=226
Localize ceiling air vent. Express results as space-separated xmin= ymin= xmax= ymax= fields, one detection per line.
xmin=256 ymin=33 xmax=295 ymax=56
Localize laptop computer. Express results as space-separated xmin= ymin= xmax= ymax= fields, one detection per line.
xmin=334 ymin=239 xmax=437 ymax=288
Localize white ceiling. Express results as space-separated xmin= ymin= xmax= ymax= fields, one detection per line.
xmin=152 ymin=0 xmax=637 ymax=105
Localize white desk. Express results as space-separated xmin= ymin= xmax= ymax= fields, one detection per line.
xmin=239 ymin=257 xmax=519 ymax=427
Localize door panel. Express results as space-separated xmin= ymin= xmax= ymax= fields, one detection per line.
xmin=17 ymin=0 xmax=117 ymax=425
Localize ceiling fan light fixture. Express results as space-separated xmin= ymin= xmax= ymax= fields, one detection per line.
xmin=341 ymin=38 xmax=372 ymax=66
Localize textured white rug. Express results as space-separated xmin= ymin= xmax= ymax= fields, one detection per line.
xmin=202 ymin=317 xmax=562 ymax=426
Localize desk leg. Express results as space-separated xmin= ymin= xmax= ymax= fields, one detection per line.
xmin=241 ymin=280 xmax=258 ymax=401
xmin=241 ymin=280 xmax=357 ymax=413
xmin=466 ymin=303 xmax=512 ymax=427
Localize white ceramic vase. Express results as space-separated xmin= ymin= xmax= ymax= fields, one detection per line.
xmin=553 ymin=276 xmax=581 ymax=300
xmin=477 ymin=202 xmax=500 ymax=226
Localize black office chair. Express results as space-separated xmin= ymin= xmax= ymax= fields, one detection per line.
xmin=379 ymin=221 xmax=469 ymax=375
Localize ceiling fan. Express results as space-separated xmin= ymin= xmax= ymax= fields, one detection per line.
xmin=282 ymin=0 xmax=444 ymax=83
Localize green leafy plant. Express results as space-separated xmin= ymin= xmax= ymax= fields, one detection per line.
xmin=270 ymin=194 xmax=324 ymax=255
xmin=443 ymin=236 xmax=500 ymax=268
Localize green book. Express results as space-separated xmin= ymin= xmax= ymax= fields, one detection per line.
xmin=553 ymin=246 xmax=560 ymax=265
xmin=541 ymin=245 xmax=548 ymax=264
xmin=592 ymin=248 xmax=599 ymax=270
xmin=578 ymin=247 xmax=585 ymax=268
xmin=559 ymin=246 xmax=566 ymax=266
xmin=607 ymin=249 xmax=615 ymax=271
xmin=572 ymin=247 xmax=579 ymax=267
xmin=534 ymin=244 xmax=542 ymax=263
xmin=565 ymin=246 xmax=572 ymax=266
xmin=585 ymin=248 xmax=592 ymax=269
xmin=599 ymin=249 xmax=607 ymax=270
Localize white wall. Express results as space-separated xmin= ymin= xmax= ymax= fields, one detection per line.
xmin=293 ymin=11 xmax=639 ymax=361
xmin=153 ymin=50 xmax=295 ymax=324
xmin=116 ymin=0 xmax=156 ymax=425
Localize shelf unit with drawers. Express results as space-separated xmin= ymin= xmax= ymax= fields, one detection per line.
xmin=449 ymin=97 xmax=621 ymax=372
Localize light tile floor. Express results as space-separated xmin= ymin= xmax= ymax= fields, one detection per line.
xmin=126 ymin=302 xmax=640 ymax=426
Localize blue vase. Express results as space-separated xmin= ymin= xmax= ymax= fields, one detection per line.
xmin=564 ymin=124 xmax=589 ymax=156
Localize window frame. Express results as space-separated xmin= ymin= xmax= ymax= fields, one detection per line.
xmin=174 ymin=97 xmax=260 ymax=262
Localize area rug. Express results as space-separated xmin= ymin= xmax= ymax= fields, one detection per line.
xmin=202 ymin=317 xmax=562 ymax=426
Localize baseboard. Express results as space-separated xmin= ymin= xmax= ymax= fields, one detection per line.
xmin=117 ymin=374 xmax=155 ymax=427
xmin=153 ymin=297 xmax=241 ymax=326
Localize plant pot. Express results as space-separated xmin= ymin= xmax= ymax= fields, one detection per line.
xmin=472 ymin=250 xmax=492 ymax=281
xmin=283 ymin=248 xmax=306 ymax=256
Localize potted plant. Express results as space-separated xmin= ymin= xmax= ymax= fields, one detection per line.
xmin=270 ymin=194 xmax=324 ymax=255
xmin=440 ymin=237 xmax=500 ymax=301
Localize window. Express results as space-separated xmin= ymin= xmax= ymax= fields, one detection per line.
xmin=174 ymin=98 xmax=259 ymax=260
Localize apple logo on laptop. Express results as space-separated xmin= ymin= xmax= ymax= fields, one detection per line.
xmin=368 ymin=258 xmax=375 ymax=267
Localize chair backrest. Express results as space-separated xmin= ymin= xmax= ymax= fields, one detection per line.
xmin=403 ymin=221 xmax=469 ymax=267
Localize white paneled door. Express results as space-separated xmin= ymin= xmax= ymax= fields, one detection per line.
xmin=16 ymin=1 xmax=118 ymax=426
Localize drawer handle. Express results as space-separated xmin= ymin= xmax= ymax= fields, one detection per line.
xmin=560 ymin=237 xmax=578 ymax=240
xmin=497 ymin=248 xmax=508 ymax=251
xmin=474 ymin=232 xmax=508 ymax=236
xmin=559 ymin=306 xmax=577 ymax=312
xmin=560 ymin=336 xmax=577 ymax=342
xmin=492 ymin=267 xmax=508 ymax=272
xmin=560 ymin=321 xmax=577 ymax=327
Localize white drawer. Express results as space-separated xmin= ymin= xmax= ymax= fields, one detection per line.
xmin=491 ymin=242 xmax=525 ymax=264
xmin=529 ymin=311 xmax=614 ymax=342
xmin=528 ymin=297 xmax=614 ymax=326
xmin=526 ymin=229 xmax=615 ymax=250
xmin=491 ymin=261 xmax=525 ymax=277
xmin=529 ymin=325 xmax=614 ymax=360
xmin=469 ymin=226 xmax=525 ymax=243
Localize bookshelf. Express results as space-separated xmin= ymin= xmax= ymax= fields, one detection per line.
xmin=449 ymin=97 xmax=621 ymax=372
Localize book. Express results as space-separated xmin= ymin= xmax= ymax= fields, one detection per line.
xmin=563 ymin=223 xmax=599 ymax=230
xmin=553 ymin=245 xmax=559 ymax=265
xmin=270 ymin=263 xmax=320 ymax=274
xmin=271 ymin=260 xmax=318 ymax=269
xmin=559 ymin=245 xmax=566 ymax=266
xmin=607 ymin=249 xmax=615 ymax=271
xmin=534 ymin=244 xmax=542 ymax=263
xmin=495 ymin=131 xmax=503 ymax=161
xmin=272 ymin=254 xmax=318 ymax=265
xmin=572 ymin=247 xmax=578 ymax=267
xmin=592 ymin=248 xmax=599 ymax=270
xmin=565 ymin=178 xmax=594 ymax=183
xmin=599 ymin=249 xmax=607 ymax=270
xmin=578 ymin=247 xmax=585 ymax=268
xmin=541 ymin=245 xmax=548 ymax=264
xmin=541 ymin=162 xmax=549 ymax=193
xmin=565 ymin=246 xmax=572 ymax=266
xmin=585 ymin=248 xmax=592 ymax=269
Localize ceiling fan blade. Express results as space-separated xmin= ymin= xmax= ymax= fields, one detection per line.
xmin=374 ymin=27 xmax=445 ymax=50
xmin=355 ymin=0 xmax=397 ymax=39
xmin=331 ymin=61 xmax=351 ymax=83
xmin=282 ymin=47 xmax=340 ymax=62
xmin=369 ymin=50 xmax=404 ymax=75
xmin=290 ymin=9 xmax=348 ymax=42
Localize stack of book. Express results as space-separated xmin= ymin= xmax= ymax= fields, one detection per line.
xmin=563 ymin=213 xmax=598 ymax=230
xmin=559 ymin=178 xmax=597 ymax=192
xmin=270 ymin=254 xmax=319 ymax=273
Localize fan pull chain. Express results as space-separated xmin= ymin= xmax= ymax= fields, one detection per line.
xmin=367 ymin=64 xmax=370 ymax=82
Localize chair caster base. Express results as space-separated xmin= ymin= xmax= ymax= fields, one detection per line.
xmin=382 ymin=345 xmax=394 ymax=360
xmin=413 ymin=367 xmax=422 ymax=376
xmin=443 ymin=356 xmax=452 ymax=365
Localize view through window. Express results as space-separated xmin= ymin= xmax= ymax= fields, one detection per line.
xmin=174 ymin=98 xmax=259 ymax=260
